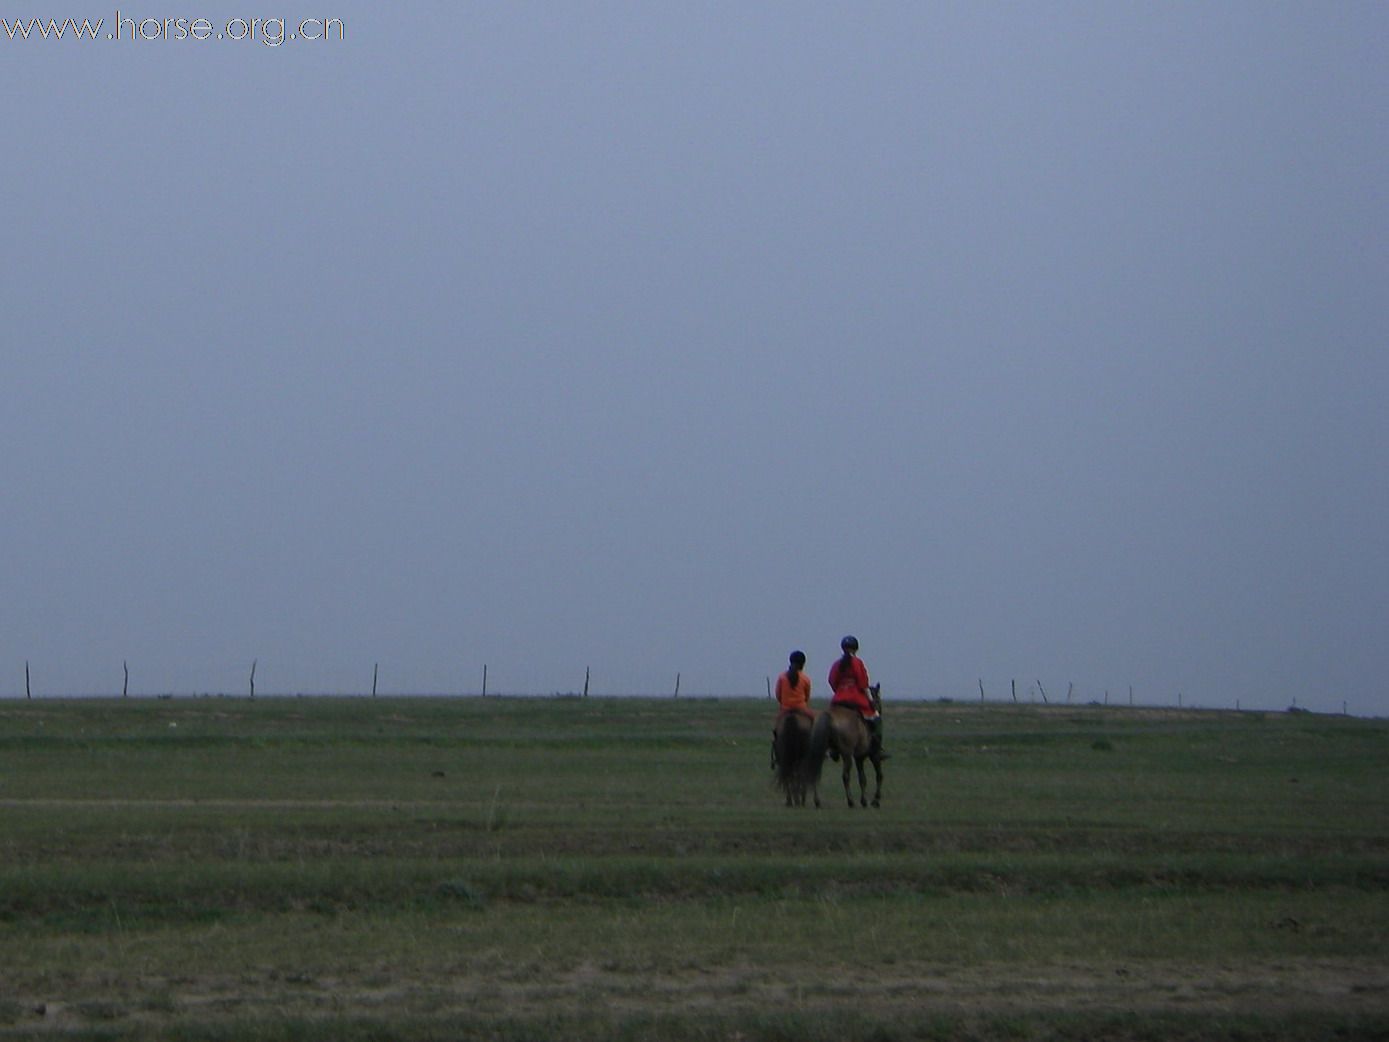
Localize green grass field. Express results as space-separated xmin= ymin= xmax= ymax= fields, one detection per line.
xmin=0 ymin=696 xmax=1385 ymax=1040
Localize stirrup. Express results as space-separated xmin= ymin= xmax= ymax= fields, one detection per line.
xmin=871 ymin=732 xmax=890 ymax=761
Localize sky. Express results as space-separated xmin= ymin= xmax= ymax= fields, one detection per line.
xmin=3 ymin=3 xmax=1387 ymax=713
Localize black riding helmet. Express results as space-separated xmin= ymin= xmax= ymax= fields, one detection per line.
xmin=789 ymin=650 xmax=806 ymax=668
xmin=840 ymin=635 xmax=859 ymax=652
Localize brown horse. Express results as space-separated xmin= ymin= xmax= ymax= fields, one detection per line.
xmin=772 ymin=711 xmax=815 ymax=807
xmin=808 ymin=684 xmax=883 ymax=808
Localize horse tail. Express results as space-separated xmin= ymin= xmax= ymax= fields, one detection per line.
xmin=774 ymin=718 xmax=805 ymax=794
xmin=807 ymin=711 xmax=833 ymax=785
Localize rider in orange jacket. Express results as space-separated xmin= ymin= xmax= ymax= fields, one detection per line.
xmin=771 ymin=650 xmax=814 ymax=768
xmin=776 ymin=650 xmax=814 ymax=720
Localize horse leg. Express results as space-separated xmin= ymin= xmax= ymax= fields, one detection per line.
xmin=855 ymin=756 xmax=869 ymax=807
xmin=870 ymin=755 xmax=883 ymax=808
xmin=841 ymin=753 xmax=854 ymax=808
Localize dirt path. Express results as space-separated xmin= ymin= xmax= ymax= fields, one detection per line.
xmin=12 ymin=958 xmax=1387 ymax=1033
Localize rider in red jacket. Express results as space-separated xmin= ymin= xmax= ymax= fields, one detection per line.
xmin=828 ymin=635 xmax=888 ymax=758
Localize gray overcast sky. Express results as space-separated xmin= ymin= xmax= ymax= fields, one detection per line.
xmin=3 ymin=3 xmax=1386 ymax=712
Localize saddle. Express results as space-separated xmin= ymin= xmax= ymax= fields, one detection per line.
xmin=829 ymin=695 xmax=877 ymax=721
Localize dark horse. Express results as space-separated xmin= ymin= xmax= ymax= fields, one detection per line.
xmin=808 ymin=684 xmax=884 ymax=808
xmin=772 ymin=712 xmax=816 ymax=807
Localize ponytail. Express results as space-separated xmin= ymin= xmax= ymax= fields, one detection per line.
xmin=786 ymin=651 xmax=806 ymax=692
xmin=837 ymin=650 xmax=855 ymax=677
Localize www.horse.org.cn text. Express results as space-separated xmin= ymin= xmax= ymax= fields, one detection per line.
xmin=1 ymin=14 xmax=345 ymax=45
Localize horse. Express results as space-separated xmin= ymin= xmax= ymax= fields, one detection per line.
xmin=807 ymin=683 xmax=884 ymax=808
xmin=772 ymin=711 xmax=816 ymax=807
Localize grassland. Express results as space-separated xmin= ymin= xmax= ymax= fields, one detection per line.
xmin=0 ymin=695 xmax=1385 ymax=1040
